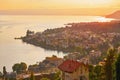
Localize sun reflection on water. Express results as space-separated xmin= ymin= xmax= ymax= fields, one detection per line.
xmin=96 ymin=17 xmax=115 ymax=22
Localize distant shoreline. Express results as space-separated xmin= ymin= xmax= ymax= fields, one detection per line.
xmin=105 ymin=10 xmax=120 ymax=19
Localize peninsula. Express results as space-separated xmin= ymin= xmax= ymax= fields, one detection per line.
xmin=21 ymin=21 xmax=120 ymax=56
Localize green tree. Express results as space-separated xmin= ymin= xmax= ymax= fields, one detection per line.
xmin=30 ymin=72 xmax=35 ymax=80
xmin=89 ymin=65 xmax=96 ymax=80
xmin=20 ymin=62 xmax=27 ymax=71
xmin=12 ymin=63 xmax=20 ymax=73
xmin=12 ymin=62 xmax=27 ymax=74
xmin=3 ymin=66 xmax=7 ymax=76
xmin=41 ymin=77 xmax=50 ymax=80
xmin=94 ymin=65 xmax=102 ymax=80
xmin=54 ymin=71 xmax=61 ymax=80
xmin=100 ymin=66 xmax=106 ymax=80
xmin=89 ymin=65 xmax=103 ymax=80
xmin=115 ymin=53 xmax=120 ymax=80
xmin=3 ymin=66 xmax=7 ymax=80
xmin=104 ymin=48 xmax=116 ymax=80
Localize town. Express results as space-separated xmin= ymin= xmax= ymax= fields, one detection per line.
xmin=22 ymin=21 xmax=120 ymax=64
xmin=1 ymin=21 xmax=120 ymax=80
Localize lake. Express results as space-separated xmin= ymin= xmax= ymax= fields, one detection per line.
xmin=0 ymin=15 xmax=113 ymax=72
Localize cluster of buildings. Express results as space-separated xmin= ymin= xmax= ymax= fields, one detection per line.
xmin=22 ymin=25 xmax=120 ymax=65
xmin=19 ymin=53 xmax=89 ymax=80
xmin=28 ymin=55 xmax=63 ymax=73
xmin=23 ymin=25 xmax=120 ymax=54
xmin=12 ymin=21 xmax=120 ymax=80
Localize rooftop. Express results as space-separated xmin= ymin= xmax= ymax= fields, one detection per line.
xmin=58 ymin=60 xmax=84 ymax=73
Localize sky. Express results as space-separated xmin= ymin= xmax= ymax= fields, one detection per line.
xmin=0 ymin=0 xmax=120 ymax=15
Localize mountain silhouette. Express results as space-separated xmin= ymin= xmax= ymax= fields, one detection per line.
xmin=106 ymin=10 xmax=120 ymax=19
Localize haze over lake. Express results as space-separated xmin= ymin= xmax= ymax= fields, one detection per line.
xmin=0 ymin=15 xmax=113 ymax=72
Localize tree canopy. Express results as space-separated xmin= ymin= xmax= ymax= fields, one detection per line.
xmin=12 ymin=62 xmax=27 ymax=74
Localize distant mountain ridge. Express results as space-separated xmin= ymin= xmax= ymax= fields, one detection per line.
xmin=106 ymin=10 xmax=120 ymax=19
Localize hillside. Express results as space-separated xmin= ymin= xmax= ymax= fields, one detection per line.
xmin=106 ymin=10 xmax=120 ymax=19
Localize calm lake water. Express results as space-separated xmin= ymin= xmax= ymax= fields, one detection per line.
xmin=0 ymin=15 xmax=113 ymax=72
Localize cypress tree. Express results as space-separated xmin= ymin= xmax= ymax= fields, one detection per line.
xmin=115 ymin=54 xmax=120 ymax=80
xmin=104 ymin=48 xmax=116 ymax=80
xmin=3 ymin=66 xmax=7 ymax=80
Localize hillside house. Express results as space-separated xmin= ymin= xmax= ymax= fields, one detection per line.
xmin=58 ymin=60 xmax=89 ymax=80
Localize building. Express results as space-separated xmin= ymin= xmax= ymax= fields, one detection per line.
xmin=28 ymin=55 xmax=63 ymax=73
xmin=58 ymin=60 xmax=89 ymax=80
xmin=5 ymin=72 xmax=17 ymax=80
xmin=17 ymin=73 xmax=55 ymax=80
xmin=45 ymin=55 xmax=63 ymax=67
xmin=26 ymin=30 xmax=34 ymax=37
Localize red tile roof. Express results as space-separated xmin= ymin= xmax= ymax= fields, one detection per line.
xmin=58 ymin=60 xmax=84 ymax=73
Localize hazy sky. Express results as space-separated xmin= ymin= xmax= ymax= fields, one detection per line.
xmin=0 ymin=0 xmax=120 ymax=15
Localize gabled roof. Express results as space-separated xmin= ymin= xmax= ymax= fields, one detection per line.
xmin=58 ymin=60 xmax=84 ymax=73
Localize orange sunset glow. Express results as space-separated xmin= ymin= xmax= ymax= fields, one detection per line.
xmin=1 ymin=0 xmax=120 ymax=78
xmin=0 ymin=0 xmax=120 ymax=15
